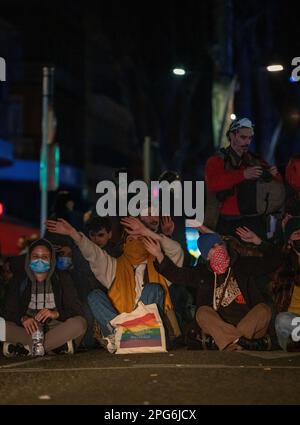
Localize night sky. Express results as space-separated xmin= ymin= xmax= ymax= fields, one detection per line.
xmin=1 ymin=0 xmax=300 ymax=224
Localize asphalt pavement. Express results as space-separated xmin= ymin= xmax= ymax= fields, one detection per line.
xmin=1 ymin=347 xmax=300 ymax=405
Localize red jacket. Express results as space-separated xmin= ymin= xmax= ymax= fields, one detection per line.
xmin=205 ymin=155 xmax=245 ymax=215
xmin=205 ymin=154 xmax=282 ymax=216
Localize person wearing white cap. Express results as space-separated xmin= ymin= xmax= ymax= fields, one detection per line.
xmin=204 ymin=117 xmax=283 ymax=239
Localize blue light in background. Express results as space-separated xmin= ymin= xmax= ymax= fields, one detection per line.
xmin=0 ymin=159 xmax=83 ymax=188
xmin=185 ymin=226 xmax=201 ymax=259
xmin=0 ymin=139 xmax=13 ymax=165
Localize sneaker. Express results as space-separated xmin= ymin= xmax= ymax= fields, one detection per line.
xmin=3 ymin=342 xmax=31 ymax=357
xmin=101 ymin=334 xmax=116 ymax=354
xmin=237 ymin=335 xmax=272 ymax=351
xmin=202 ymin=332 xmax=218 ymax=350
xmin=185 ymin=327 xmax=218 ymax=350
xmin=52 ymin=340 xmax=74 ymax=355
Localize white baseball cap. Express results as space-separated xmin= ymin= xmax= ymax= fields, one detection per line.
xmin=228 ymin=117 xmax=254 ymax=133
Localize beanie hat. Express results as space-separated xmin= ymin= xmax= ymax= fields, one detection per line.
xmin=197 ymin=233 xmax=223 ymax=260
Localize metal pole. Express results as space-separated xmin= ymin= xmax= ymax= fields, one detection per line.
xmin=143 ymin=136 xmax=151 ymax=185
xmin=40 ymin=67 xmax=50 ymax=236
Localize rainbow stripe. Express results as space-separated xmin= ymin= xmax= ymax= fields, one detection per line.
xmin=119 ymin=312 xmax=162 ymax=349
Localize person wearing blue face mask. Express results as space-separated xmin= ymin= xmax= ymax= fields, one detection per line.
xmin=56 ymin=256 xmax=72 ymax=271
xmin=55 ymin=218 xmax=122 ymax=350
xmin=29 ymin=258 xmax=51 ymax=273
xmin=2 ymin=238 xmax=87 ymax=357
xmin=56 ymin=246 xmax=73 ymax=271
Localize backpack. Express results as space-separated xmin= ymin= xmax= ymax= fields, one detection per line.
xmin=236 ymin=176 xmax=286 ymax=216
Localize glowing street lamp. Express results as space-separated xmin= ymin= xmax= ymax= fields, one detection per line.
xmin=266 ymin=64 xmax=284 ymax=72
xmin=173 ymin=67 xmax=186 ymax=76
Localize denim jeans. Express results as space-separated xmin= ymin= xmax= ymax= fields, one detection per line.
xmin=87 ymin=283 xmax=164 ymax=337
xmin=80 ymin=302 xmax=97 ymax=348
xmin=275 ymin=312 xmax=300 ymax=350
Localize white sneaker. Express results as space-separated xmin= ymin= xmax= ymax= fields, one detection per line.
xmin=102 ymin=334 xmax=116 ymax=354
xmin=3 ymin=342 xmax=31 ymax=357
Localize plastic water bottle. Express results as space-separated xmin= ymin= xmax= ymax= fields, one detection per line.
xmin=32 ymin=326 xmax=45 ymax=356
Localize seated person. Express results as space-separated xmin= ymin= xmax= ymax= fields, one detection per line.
xmin=273 ymin=216 xmax=300 ymax=351
xmin=2 ymin=238 xmax=87 ymax=357
xmin=45 ymin=216 xmax=184 ymax=353
xmin=85 ymin=216 xmax=122 ymax=257
xmin=143 ymin=231 xmax=282 ymax=351
xmin=55 ymin=217 xmax=122 ymax=349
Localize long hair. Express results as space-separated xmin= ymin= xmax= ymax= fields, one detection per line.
xmin=271 ymin=245 xmax=300 ymax=312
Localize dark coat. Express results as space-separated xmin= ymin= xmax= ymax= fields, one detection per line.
xmin=154 ymin=242 xmax=282 ymax=311
xmin=4 ymin=270 xmax=84 ymax=325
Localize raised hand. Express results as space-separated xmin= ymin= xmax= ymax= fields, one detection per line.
xmin=120 ymin=217 xmax=147 ymax=236
xmin=196 ymin=223 xmax=215 ymax=234
xmin=235 ymin=226 xmax=262 ymax=245
xmin=142 ymin=237 xmax=164 ymax=262
xmin=161 ymin=216 xmax=175 ymax=237
xmin=45 ymin=218 xmax=74 ymax=236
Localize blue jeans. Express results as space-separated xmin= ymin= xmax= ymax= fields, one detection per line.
xmin=275 ymin=312 xmax=300 ymax=350
xmin=87 ymin=283 xmax=164 ymax=337
xmin=80 ymin=302 xmax=96 ymax=349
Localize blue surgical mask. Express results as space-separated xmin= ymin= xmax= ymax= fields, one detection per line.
xmin=29 ymin=259 xmax=51 ymax=273
xmin=56 ymin=256 xmax=72 ymax=271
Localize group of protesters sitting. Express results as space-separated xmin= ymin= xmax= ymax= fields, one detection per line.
xmin=1 ymin=117 xmax=300 ymax=356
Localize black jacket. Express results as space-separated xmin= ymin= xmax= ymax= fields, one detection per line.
xmin=154 ymin=242 xmax=282 ymax=311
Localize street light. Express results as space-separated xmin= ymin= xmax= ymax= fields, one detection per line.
xmin=266 ymin=64 xmax=284 ymax=72
xmin=230 ymin=113 xmax=236 ymax=120
xmin=173 ymin=67 xmax=186 ymax=76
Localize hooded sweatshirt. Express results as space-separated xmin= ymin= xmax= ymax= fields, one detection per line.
xmin=4 ymin=238 xmax=84 ymax=325
xmin=25 ymin=239 xmax=57 ymax=317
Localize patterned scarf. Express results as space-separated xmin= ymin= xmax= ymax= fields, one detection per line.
xmin=210 ymin=245 xmax=230 ymax=274
xmin=214 ymin=273 xmax=246 ymax=310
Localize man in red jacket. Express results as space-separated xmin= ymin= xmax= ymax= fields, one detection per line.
xmin=204 ymin=118 xmax=282 ymax=239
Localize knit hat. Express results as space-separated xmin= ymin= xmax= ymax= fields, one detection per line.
xmin=284 ymin=216 xmax=300 ymax=242
xmin=197 ymin=233 xmax=224 ymax=260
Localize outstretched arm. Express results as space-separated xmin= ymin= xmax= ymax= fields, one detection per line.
xmin=46 ymin=218 xmax=82 ymax=244
xmin=143 ymin=237 xmax=201 ymax=288
xmin=46 ymin=218 xmax=116 ymax=288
